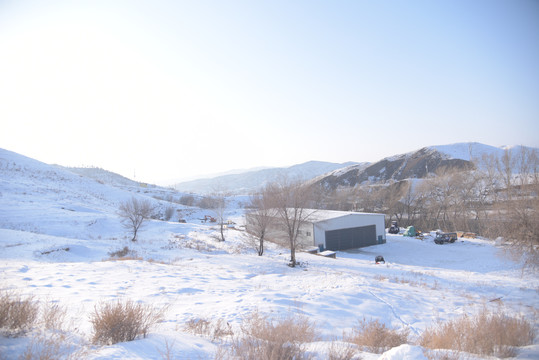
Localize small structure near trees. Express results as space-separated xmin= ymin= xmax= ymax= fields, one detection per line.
xmin=247 ymin=178 xmax=314 ymax=267
xmin=247 ymin=208 xmax=386 ymax=254
xmin=247 ymin=178 xmax=387 ymax=266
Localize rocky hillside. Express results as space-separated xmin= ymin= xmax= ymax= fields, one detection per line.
xmin=173 ymin=143 xmax=538 ymax=194
xmin=312 ymin=147 xmax=474 ymax=190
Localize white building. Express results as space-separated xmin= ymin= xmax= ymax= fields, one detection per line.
xmin=249 ymin=209 xmax=386 ymax=251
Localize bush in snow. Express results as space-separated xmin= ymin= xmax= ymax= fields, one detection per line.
xmin=184 ymin=317 xmax=234 ymax=341
xmin=164 ymin=205 xmax=175 ymax=221
xmin=419 ymin=309 xmax=535 ymax=358
xmin=107 ymin=246 xmax=139 ymax=259
xmin=222 ymin=310 xmax=318 ymax=360
xmin=326 ymin=340 xmax=359 ymax=360
xmin=40 ymin=302 xmax=68 ymax=331
xmin=179 ymin=194 xmax=195 ymax=206
xmin=0 ymin=289 xmax=39 ymax=336
xmin=90 ymin=299 xmax=164 ymax=345
xmin=21 ymin=331 xmax=86 ymax=360
xmin=345 ymin=317 xmax=409 ymax=354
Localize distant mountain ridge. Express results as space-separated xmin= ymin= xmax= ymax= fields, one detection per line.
xmin=173 ymin=142 xmax=538 ymax=194
xmin=312 ymin=142 xmax=538 ymax=191
xmin=4 ymin=142 xmax=536 ymax=196
xmin=312 ymin=147 xmax=473 ymax=190
xmin=173 ymin=160 xmax=359 ymax=194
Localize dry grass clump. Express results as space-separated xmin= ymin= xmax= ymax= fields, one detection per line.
xmin=184 ymin=317 xmax=233 ymax=341
xmin=106 ymin=246 xmax=141 ymax=260
xmin=327 ymin=340 xmax=360 ymax=360
xmin=223 ymin=311 xmax=318 ymax=360
xmin=90 ymin=299 xmax=165 ymax=345
xmin=20 ymin=333 xmax=66 ymax=360
xmin=345 ymin=318 xmax=409 ymax=354
xmin=422 ymin=349 xmax=462 ymax=360
xmin=166 ymin=236 xmax=219 ymax=252
xmin=419 ymin=309 xmax=535 ymax=358
xmin=40 ymin=302 xmax=68 ymax=331
xmin=20 ymin=331 xmax=87 ymax=360
xmin=0 ymin=290 xmax=39 ymax=336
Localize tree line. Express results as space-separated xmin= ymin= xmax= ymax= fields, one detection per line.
xmin=117 ymin=147 xmax=537 ymax=269
xmin=311 ymin=147 xmax=538 ymax=268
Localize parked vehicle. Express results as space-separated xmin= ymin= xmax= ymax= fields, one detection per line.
xmin=434 ymin=232 xmax=458 ymax=244
xmin=388 ymin=221 xmax=399 ymax=234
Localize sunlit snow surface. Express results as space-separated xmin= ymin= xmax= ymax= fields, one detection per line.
xmin=0 ymin=148 xmax=537 ymax=359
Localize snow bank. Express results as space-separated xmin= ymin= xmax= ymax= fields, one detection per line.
xmin=379 ymin=345 xmax=427 ymax=360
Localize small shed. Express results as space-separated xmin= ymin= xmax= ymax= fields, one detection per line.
xmin=247 ymin=209 xmax=386 ymax=251
xmin=306 ymin=210 xmax=386 ymax=251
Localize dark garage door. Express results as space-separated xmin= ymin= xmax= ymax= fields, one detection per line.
xmin=325 ymin=225 xmax=377 ymax=251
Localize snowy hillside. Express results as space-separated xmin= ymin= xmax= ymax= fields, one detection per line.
xmin=430 ymin=142 xmax=499 ymax=161
xmin=173 ymin=160 xmax=359 ymax=195
xmin=57 ymin=165 xmax=142 ymax=188
xmin=313 ymin=142 xmax=539 ymax=190
xmin=0 ymin=148 xmax=201 ymax=240
xmin=173 ymin=142 xmax=539 ymax=195
xmin=1 ymin=148 xmax=538 ymax=359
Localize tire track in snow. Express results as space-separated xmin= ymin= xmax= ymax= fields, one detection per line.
xmin=367 ymin=289 xmax=420 ymax=336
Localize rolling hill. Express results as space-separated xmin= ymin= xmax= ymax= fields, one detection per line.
xmin=0 ymin=146 xmax=537 ymax=359
xmin=172 ymin=160 xmax=360 ymax=194
xmin=173 ymin=142 xmax=538 ymax=194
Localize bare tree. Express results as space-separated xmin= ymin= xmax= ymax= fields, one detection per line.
xmin=493 ymin=148 xmax=539 ymax=269
xmin=401 ymin=180 xmax=423 ymax=227
xmin=265 ymin=178 xmax=314 ymax=267
xmin=118 ymin=197 xmax=154 ymax=241
xmin=179 ymin=194 xmax=195 ymax=207
xmin=212 ymin=193 xmax=228 ymax=242
xmin=246 ymin=190 xmax=276 ymax=256
xmin=498 ymin=149 xmax=516 ymax=195
xmin=383 ymin=180 xmax=409 ymax=225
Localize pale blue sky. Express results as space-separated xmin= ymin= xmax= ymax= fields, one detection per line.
xmin=1 ymin=0 xmax=538 ymax=184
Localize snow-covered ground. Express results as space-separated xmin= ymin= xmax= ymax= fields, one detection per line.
xmin=0 ymin=148 xmax=537 ymax=359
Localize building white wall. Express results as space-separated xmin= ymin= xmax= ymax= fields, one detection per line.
xmin=312 ymin=213 xmax=386 ymax=248
xmin=252 ymin=218 xmax=315 ymax=249
xmin=246 ymin=209 xmax=385 ymax=250
xmin=296 ymin=222 xmax=315 ymax=248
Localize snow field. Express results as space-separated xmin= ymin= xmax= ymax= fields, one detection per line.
xmin=1 ymin=147 xmax=538 ymax=359
xmin=1 ymin=229 xmax=537 ymax=359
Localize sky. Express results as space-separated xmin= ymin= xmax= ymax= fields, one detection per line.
xmin=1 ymin=0 xmax=538 ymax=184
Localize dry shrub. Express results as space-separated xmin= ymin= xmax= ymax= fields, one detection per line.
xmin=107 ymin=246 xmax=138 ymax=259
xmin=185 ymin=317 xmax=211 ymax=335
xmin=423 ymin=349 xmax=462 ymax=360
xmin=224 ymin=311 xmax=318 ymax=360
xmin=166 ymin=237 xmax=219 ymax=252
xmin=157 ymin=339 xmax=177 ymax=360
xmin=20 ymin=331 xmax=86 ymax=360
xmin=90 ymin=299 xmax=165 ymax=345
xmin=346 ymin=318 xmax=409 ymax=354
xmin=419 ymin=309 xmax=535 ymax=358
xmin=327 ymin=341 xmax=359 ymax=360
xmin=106 ymin=256 xmax=144 ymax=262
xmin=40 ymin=302 xmax=68 ymax=331
xmin=184 ymin=317 xmax=233 ymax=341
xmin=0 ymin=290 xmax=39 ymax=336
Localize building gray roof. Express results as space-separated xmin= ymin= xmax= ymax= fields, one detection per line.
xmin=301 ymin=209 xmax=385 ymax=223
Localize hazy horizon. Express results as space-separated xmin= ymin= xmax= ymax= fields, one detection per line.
xmin=1 ymin=0 xmax=538 ymax=184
